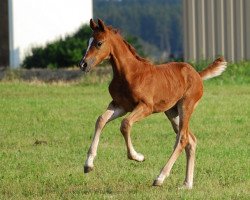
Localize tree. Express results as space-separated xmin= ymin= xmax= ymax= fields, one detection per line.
xmin=94 ymin=0 xmax=182 ymax=60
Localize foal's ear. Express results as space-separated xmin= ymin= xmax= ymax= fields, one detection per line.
xmin=90 ymin=19 xmax=98 ymax=31
xmin=97 ymin=18 xmax=107 ymax=31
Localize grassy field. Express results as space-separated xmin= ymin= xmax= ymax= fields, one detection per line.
xmin=0 ymin=66 xmax=250 ymax=199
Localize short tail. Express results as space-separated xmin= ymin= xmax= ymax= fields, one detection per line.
xmin=199 ymin=57 xmax=227 ymax=80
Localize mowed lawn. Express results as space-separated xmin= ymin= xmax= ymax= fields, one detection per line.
xmin=0 ymin=80 xmax=249 ymax=199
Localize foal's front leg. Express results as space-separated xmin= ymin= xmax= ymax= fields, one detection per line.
xmin=84 ymin=102 xmax=126 ymax=173
xmin=120 ymin=102 xmax=152 ymax=162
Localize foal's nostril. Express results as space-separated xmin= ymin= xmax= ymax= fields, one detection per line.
xmin=79 ymin=61 xmax=88 ymax=71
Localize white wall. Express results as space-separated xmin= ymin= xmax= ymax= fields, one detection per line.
xmin=9 ymin=0 xmax=92 ymax=67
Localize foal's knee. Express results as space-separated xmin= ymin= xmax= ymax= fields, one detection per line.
xmin=185 ymin=133 xmax=197 ymax=156
xmin=189 ymin=133 xmax=197 ymax=146
xmin=180 ymin=134 xmax=189 ymax=148
xmin=96 ymin=115 xmax=106 ymax=129
xmin=185 ymin=143 xmax=196 ymax=157
xmin=120 ymin=118 xmax=131 ymax=135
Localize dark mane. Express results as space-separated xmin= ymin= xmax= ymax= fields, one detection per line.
xmin=122 ymin=40 xmax=151 ymax=64
xmin=107 ymin=26 xmax=151 ymax=64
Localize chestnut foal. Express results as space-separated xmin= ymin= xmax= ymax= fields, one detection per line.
xmin=79 ymin=19 xmax=227 ymax=189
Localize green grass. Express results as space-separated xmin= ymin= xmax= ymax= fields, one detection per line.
xmin=0 ymin=68 xmax=250 ymax=199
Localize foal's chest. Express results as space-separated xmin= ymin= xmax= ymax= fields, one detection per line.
xmin=108 ymin=79 xmax=139 ymax=111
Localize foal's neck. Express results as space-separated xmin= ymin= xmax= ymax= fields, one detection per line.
xmin=109 ymin=36 xmax=150 ymax=78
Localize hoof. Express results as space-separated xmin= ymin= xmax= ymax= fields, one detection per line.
xmin=178 ymin=184 xmax=192 ymax=190
xmin=135 ymin=154 xmax=145 ymax=162
xmin=84 ymin=166 xmax=94 ymax=173
xmin=152 ymin=179 xmax=163 ymax=186
xmin=128 ymin=153 xmax=145 ymax=162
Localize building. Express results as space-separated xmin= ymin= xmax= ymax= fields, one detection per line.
xmin=183 ymin=0 xmax=250 ymax=62
xmin=0 ymin=0 xmax=92 ymax=68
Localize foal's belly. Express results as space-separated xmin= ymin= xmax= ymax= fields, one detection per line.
xmin=152 ymin=98 xmax=179 ymax=113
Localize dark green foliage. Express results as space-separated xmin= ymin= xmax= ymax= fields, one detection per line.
xmin=125 ymin=35 xmax=145 ymax=57
xmin=94 ymin=0 xmax=183 ymax=58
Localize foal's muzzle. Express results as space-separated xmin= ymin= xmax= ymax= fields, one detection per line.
xmin=79 ymin=60 xmax=88 ymax=72
xmin=79 ymin=58 xmax=95 ymax=72
xmin=79 ymin=59 xmax=91 ymax=73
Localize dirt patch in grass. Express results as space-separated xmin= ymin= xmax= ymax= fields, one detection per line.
xmin=0 ymin=67 xmax=112 ymax=83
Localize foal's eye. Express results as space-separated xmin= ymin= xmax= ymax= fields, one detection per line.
xmin=97 ymin=41 xmax=103 ymax=47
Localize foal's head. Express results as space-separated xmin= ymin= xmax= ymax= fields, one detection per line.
xmin=79 ymin=19 xmax=115 ymax=72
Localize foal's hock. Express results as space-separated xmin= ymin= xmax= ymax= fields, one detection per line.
xmin=79 ymin=19 xmax=227 ymax=189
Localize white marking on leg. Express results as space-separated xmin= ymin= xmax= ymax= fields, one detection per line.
xmin=173 ymin=116 xmax=179 ymax=127
xmin=156 ymin=138 xmax=183 ymax=183
xmin=165 ymin=110 xmax=179 ymax=134
xmin=84 ymin=104 xmax=126 ymax=170
xmin=178 ymin=184 xmax=193 ymax=190
xmin=130 ymin=150 xmax=145 ymax=162
xmin=122 ymin=122 xmax=145 ymax=162
xmin=156 ymin=173 xmax=166 ymax=183
xmin=83 ymin=37 xmax=94 ymax=59
xmin=85 ymin=154 xmax=95 ymax=168
xmin=183 ymin=134 xmax=196 ymax=189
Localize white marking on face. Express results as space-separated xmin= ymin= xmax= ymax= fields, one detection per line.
xmin=83 ymin=37 xmax=94 ymax=59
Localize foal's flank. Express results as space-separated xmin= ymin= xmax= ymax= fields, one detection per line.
xmin=79 ymin=19 xmax=227 ymax=189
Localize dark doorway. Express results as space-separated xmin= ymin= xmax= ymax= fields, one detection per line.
xmin=0 ymin=0 xmax=9 ymax=67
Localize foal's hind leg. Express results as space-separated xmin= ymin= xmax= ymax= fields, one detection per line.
xmin=165 ymin=107 xmax=179 ymax=149
xmin=120 ymin=102 xmax=152 ymax=162
xmin=165 ymin=106 xmax=179 ymax=134
xmin=153 ymin=99 xmax=198 ymax=188
xmin=84 ymin=102 xmax=126 ymax=173
xmin=165 ymin=107 xmax=198 ymax=189
xmin=182 ymin=131 xmax=197 ymax=189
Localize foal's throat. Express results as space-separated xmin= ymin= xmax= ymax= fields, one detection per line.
xmin=109 ymin=44 xmax=140 ymax=76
